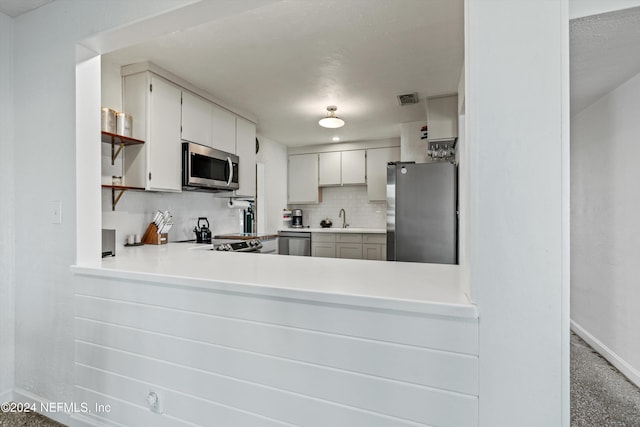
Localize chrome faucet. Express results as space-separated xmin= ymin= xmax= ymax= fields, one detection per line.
xmin=339 ymin=208 xmax=349 ymax=228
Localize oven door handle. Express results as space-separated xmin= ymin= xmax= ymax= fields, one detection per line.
xmin=226 ymin=157 xmax=234 ymax=187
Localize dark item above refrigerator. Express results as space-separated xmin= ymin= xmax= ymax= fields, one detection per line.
xmin=387 ymin=162 xmax=458 ymax=264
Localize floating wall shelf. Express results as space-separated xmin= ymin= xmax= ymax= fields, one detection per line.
xmin=100 ymin=131 xmax=146 ymax=210
xmin=101 ymin=185 xmax=145 ymax=211
xmin=101 ymin=131 xmax=145 ymax=165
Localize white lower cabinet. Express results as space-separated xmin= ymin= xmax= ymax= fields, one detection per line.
xmin=311 ymin=233 xmax=336 ymax=258
xmin=336 ymin=243 xmax=363 ymax=259
xmin=362 ymin=234 xmax=386 ymax=260
xmin=311 ymin=232 xmax=386 ymax=260
xmin=336 ymin=233 xmax=363 ymax=259
xmin=363 ymin=244 xmax=386 ymax=260
xmin=312 ymin=243 xmax=336 ymax=258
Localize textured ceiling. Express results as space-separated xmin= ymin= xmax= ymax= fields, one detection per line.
xmin=105 ymin=0 xmax=464 ymax=146
xmin=0 ymin=0 xmax=53 ymax=17
xmin=571 ymin=6 xmax=640 ymax=115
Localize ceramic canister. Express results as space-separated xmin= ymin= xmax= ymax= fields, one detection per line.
xmin=101 ymin=107 xmax=117 ymax=133
xmin=116 ymin=112 xmax=133 ymax=137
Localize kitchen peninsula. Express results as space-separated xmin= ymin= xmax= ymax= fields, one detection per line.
xmin=71 ymin=244 xmax=479 ymax=426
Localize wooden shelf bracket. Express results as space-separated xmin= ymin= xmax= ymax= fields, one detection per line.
xmin=111 ymin=187 xmax=126 ymax=211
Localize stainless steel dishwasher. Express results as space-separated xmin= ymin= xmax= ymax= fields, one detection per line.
xmin=278 ymin=231 xmax=311 ymax=256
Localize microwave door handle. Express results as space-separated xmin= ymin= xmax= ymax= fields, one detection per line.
xmin=226 ymin=157 xmax=234 ymax=187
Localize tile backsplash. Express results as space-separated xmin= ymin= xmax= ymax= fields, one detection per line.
xmin=102 ymin=190 xmax=244 ymax=245
xmin=290 ymin=186 xmax=386 ymax=229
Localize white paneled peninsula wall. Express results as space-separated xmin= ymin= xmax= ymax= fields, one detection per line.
xmin=73 ymin=252 xmax=478 ymax=427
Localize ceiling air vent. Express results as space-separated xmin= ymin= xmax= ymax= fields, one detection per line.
xmin=397 ymin=92 xmax=420 ymax=106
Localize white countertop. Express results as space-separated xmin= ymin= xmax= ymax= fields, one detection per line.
xmin=278 ymin=227 xmax=386 ymax=234
xmin=72 ymin=243 xmax=476 ymax=318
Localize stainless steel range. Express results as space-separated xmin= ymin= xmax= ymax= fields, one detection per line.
xmin=213 ymin=239 xmax=263 ymax=253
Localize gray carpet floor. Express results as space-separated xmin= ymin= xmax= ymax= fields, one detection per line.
xmin=0 ymin=410 xmax=64 ymax=427
xmin=1 ymin=333 xmax=639 ymax=426
xmin=571 ymin=332 xmax=640 ymax=426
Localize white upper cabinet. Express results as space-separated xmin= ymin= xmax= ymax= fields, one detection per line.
xmin=147 ymin=77 xmax=183 ymax=192
xmin=122 ymin=63 xmax=256 ymax=195
xmin=318 ymin=150 xmax=366 ymax=187
xmin=235 ymin=117 xmax=256 ymax=197
xmin=181 ymin=91 xmax=213 ymax=147
xmin=341 ymin=150 xmax=366 ymax=185
xmin=123 ymin=73 xmax=182 ymax=192
xmin=212 ymin=104 xmax=237 ymax=154
xmin=288 ymin=153 xmax=320 ymax=204
xmin=427 ymin=95 xmax=458 ymax=141
xmin=319 ymin=152 xmax=342 ymax=186
xmin=366 ymin=147 xmax=400 ymax=201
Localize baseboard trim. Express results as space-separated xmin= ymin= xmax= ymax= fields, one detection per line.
xmin=0 ymin=389 xmax=12 ymax=403
xmin=571 ymin=320 xmax=640 ymax=388
xmin=12 ymin=387 xmax=98 ymax=427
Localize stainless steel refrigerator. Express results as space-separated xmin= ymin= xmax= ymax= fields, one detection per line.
xmin=387 ymin=162 xmax=457 ymax=264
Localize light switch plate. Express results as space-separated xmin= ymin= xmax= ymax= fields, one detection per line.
xmin=50 ymin=200 xmax=62 ymax=224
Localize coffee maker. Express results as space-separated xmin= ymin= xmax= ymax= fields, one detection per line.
xmin=291 ymin=209 xmax=303 ymax=228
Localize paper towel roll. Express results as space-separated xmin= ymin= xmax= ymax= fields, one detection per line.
xmin=227 ymin=199 xmax=251 ymax=209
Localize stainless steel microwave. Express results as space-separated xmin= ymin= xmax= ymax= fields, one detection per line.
xmin=182 ymin=141 xmax=239 ymax=192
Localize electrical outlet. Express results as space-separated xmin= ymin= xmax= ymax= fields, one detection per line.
xmin=147 ymin=389 xmax=162 ymax=414
xmin=50 ymin=200 xmax=62 ymax=224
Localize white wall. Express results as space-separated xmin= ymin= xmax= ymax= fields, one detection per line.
xmin=256 ymin=134 xmax=288 ymax=234
xmin=466 ymin=0 xmax=569 ymax=426
xmin=101 ymin=58 xmax=122 ymax=112
xmin=400 ymin=121 xmax=430 ymax=163
xmin=0 ymin=11 xmax=15 ymax=401
xmin=571 ymin=71 xmax=640 ymax=387
xmin=11 ymin=0 xmax=198 ymax=411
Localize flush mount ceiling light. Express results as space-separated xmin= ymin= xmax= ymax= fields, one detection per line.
xmin=318 ymin=106 xmax=345 ymax=129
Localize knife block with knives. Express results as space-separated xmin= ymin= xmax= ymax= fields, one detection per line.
xmin=141 ymin=223 xmax=168 ymax=245
xmin=142 ymin=210 xmax=173 ymax=245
